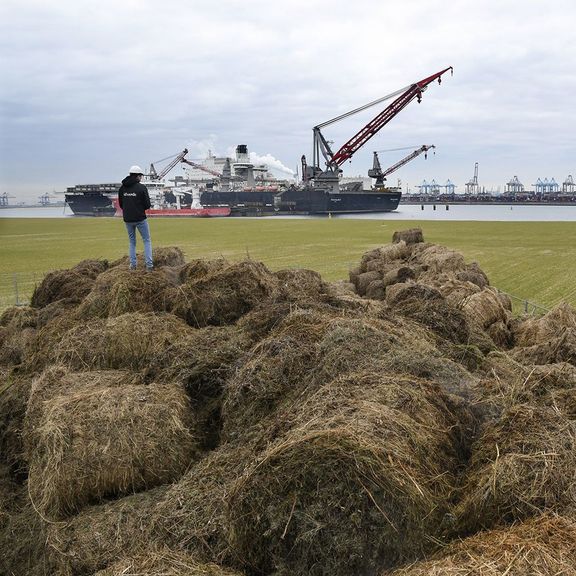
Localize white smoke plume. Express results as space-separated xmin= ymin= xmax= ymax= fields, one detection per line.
xmin=249 ymin=152 xmax=296 ymax=177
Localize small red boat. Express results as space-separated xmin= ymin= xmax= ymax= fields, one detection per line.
xmin=113 ymin=198 xmax=230 ymax=218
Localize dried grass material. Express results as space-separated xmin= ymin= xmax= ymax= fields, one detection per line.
xmin=0 ymin=306 xmax=38 ymax=330
xmin=413 ymin=245 xmax=467 ymax=274
xmin=0 ymin=325 xmax=36 ymax=366
xmin=384 ymin=282 xmax=471 ymax=345
xmin=392 ymin=227 xmax=424 ymax=244
xmin=0 ymin=372 xmax=32 ymax=473
xmin=455 ymin=404 xmax=576 ymax=533
xmin=71 ymin=258 xmax=109 ymax=279
xmin=31 ymin=269 xmax=96 ymax=309
xmin=111 ymin=246 xmax=186 ymax=269
xmin=0 ymin=487 xmax=54 ymax=576
xmin=513 ymin=302 xmax=576 ymax=347
xmin=359 ymin=241 xmax=413 ymax=273
xmin=385 ymin=515 xmax=576 ymax=576
xmin=153 ymin=443 xmax=255 ymax=566
xmin=366 ymin=279 xmax=386 ymax=299
xmin=274 ymin=268 xmax=335 ymax=305
xmin=355 ymin=270 xmax=382 ymax=296
xmin=178 ymin=258 xmax=230 ymax=283
xmin=510 ymin=327 xmax=576 ymax=366
xmin=435 ymin=277 xmax=481 ymax=305
xmin=24 ymin=367 xmax=198 ymax=519
xmin=169 ymin=260 xmax=280 ymax=328
xmin=476 ymin=353 xmax=576 ymax=414
xmin=461 ymin=288 xmax=510 ymax=331
xmin=94 ymin=548 xmax=243 ymax=576
xmin=76 ymin=267 xmax=177 ymax=319
xmin=456 ymin=261 xmax=490 ymax=286
xmin=48 ymin=486 xmax=167 ymax=576
xmin=487 ymin=320 xmax=512 ymax=348
xmin=41 ymin=312 xmax=191 ymax=371
xmin=227 ymin=372 xmax=472 ymax=576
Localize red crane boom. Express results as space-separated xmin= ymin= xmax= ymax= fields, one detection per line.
xmin=306 ymin=67 xmax=452 ymax=182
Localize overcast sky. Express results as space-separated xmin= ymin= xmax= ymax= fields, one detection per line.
xmin=1 ymin=0 xmax=575 ymax=201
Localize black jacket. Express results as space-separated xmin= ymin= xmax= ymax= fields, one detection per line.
xmin=118 ymin=175 xmax=151 ymax=222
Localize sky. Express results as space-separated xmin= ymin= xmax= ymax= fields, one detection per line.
xmin=1 ymin=0 xmax=576 ymax=202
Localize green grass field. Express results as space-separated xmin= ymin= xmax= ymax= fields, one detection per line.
xmin=1 ymin=217 xmax=575 ymax=311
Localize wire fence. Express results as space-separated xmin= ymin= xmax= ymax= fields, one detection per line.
xmin=0 ymin=270 xmax=551 ymax=318
xmin=0 ymin=272 xmax=41 ymax=310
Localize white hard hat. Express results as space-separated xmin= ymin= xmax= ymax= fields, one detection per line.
xmin=129 ymin=165 xmax=144 ymax=175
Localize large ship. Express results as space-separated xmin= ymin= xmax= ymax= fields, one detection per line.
xmin=64 ymin=67 xmax=453 ymax=216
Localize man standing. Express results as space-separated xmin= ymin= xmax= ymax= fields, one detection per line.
xmin=118 ymin=165 xmax=153 ymax=271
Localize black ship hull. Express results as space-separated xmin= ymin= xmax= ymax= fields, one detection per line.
xmin=201 ymin=187 xmax=402 ymax=215
xmin=65 ymin=192 xmax=115 ymax=216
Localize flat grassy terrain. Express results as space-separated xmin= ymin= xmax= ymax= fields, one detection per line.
xmin=1 ymin=217 xmax=575 ymax=311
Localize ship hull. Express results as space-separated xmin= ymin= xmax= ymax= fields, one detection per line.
xmin=113 ymin=199 xmax=230 ymax=218
xmin=201 ymin=187 xmax=402 ymax=214
xmin=65 ymin=192 xmax=115 ymax=216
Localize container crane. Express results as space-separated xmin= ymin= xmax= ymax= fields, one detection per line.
xmin=368 ymin=145 xmax=435 ymax=187
xmin=301 ymin=66 xmax=453 ymax=192
xmin=149 ymin=149 xmax=188 ymax=180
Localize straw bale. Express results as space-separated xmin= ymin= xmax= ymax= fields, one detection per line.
xmin=76 ymin=266 xmax=176 ymax=319
xmin=94 ymin=548 xmax=244 ymax=576
xmin=111 ymin=246 xmax=186 ymax=269
xmin=71 ymin=258 xmax=109 ymax=278
xmin=0 ymin=486 xmax=54 ymax=576
xmin=475 ymin=353 xmax=576 ymax=412
xmin=461 ymin=288 xmax=509 ymax=331
xmin=359 ymin=241 xmax=413 ymax=272
xmin=455 ymin=261 xmax=490 ymax=289
xmin=169 ymin=260 xmax=280 ymax=327
xmin=436 ymin=277 xmax=481 ymax=305
xmin=24 ymin=367 xmax=198 ymax=519
xmin=512 ymin=302 xmax=576 ymax=347
xmin=227 ymin=371 xmax=473 ymax=575
xmin=31 ymin=269 xmax=96 ymax=308
xmin=35 ymin=297 xmax=79 ymax=327
xmin=413 ymin=245 xmax=467 ymax=274
xmin=48 ymin=486 xmax=167 ymax=576
xmin=385 ymin=282 xmax=471 ymax=345
xmin=0 ymin=305 xmax=38 ymax=329
xmin=179 ymin=258 xmax=230 ymax=283
xmin=392 ymin=227 xmax=424 ymax=244
xmin=455 ymin=404 xmax=576 ymax=533
xmin=355 ymin=270 xmax=382 ymax=295
xmin=153 ymin=443 xmax=255 ymax=566
xmin=385 ymin=515 xmax=576 ymax=576
xmin=42 ymin=311 xmax=192 ymax=371
xmin=510 ymin=327 xmax=576 ymax=366
xmin=0 ymin=325 xmax=35 ymax=366
xmin=382 ymin=266 xmax=416 ymax=287
xmin=0 ymin=372 xmax=31 ymax=473
xmin=486 ymin=320 xmax=512 ymax=348
xmin=274 ymin=268 xmax=335 ymax=304
xmin=366 ymin=279 xmax=386 ymax=299
xmin=348 ymin=265 xmax=361 ymax=285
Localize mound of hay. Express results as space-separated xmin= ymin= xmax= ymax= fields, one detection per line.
xmin=0 ymin=306 xmax=38 ymax=330
xmin=38 ymin=312 xmax=192 ymax=371
xmin=76 ymin=267 xmax=177 ymax=319
xmin=0 ymin=487 xmax=54 ymax=576
xmin=169 ymin=260 xmax=280 ymax=327
xmin=359 ymin=241 xmax=414 ymax=274
xmin=412 ymin=244 xmax=467 ymax=275
xmin=392 ymin=227 xmax=424 ymax=244
xmin=0 ymin=324 xmax=35 ymax=366
xmin=111 ymin=246 xmax=186 ymax=269
xmin=31 ymin=262 xmax=104 ymax=308
xmin=274 ymin=268 xmax=335 ymax=304
xmin=385 ymin=514 xmax=576 ymax=575
xmin=512 ymin=302 xmax=576 ymax=347
xmin=461 ymin=288 xmax=511 ymax=331
xmin=227 ymin=371 xmax=473 ymax=576
xmin=0 ymin=372 xmax=32 ymax=474
xmin=455 ymin=404 xmax=576 ymax=533
xmin=24 ymin=366 xmax=198 ymax=519
xmin=94 ymin=548 xmax=243 ymax=576
xmin=178 ymin=258 xmax=230 ymax=283
xmin=48 ymin=486 xmax=167 ymax=576
xmin=511 ymin=327 xmax=576 ymax=366
xmin=152 ymin=443 xmax=255 ymax=566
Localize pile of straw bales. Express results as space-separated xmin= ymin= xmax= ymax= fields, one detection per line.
xmin=1 ymin=233 xmax=576 ymax=576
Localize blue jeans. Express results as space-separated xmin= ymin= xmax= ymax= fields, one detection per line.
xmin=125 ymin=220 xmax=153 ymax=269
